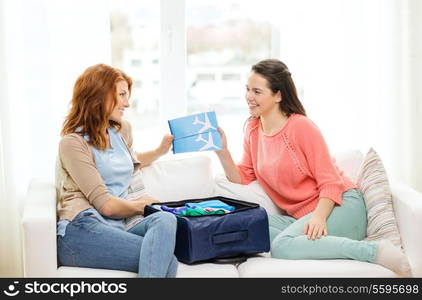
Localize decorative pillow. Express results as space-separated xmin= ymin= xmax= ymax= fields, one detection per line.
xmin=356 ymin=148 xmax=403 ymax=248
xmin=124 ymin=170 xmax=149 ymax=230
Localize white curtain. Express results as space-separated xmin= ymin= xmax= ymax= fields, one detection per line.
xmin=275 ymin=0 xmax=421 ymax=192
xmin=275 ymin=0 xmax=393 ymax=171
xmin=0 ymin=0 xmax=111 ymax=276
xmin=397 ymin=0 xmax=422 ymax=191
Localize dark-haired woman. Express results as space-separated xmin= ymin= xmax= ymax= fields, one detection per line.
xmin=56 ymin=64 xmax=178 ymax=277
xmin=215 ymin=59 xmax=410 ymax=276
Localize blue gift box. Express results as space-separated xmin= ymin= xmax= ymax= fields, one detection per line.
xmin=168 ymin=111 xmax=222 ymax=154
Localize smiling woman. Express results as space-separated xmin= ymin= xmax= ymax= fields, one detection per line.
xmin=109 ymin=81 xmax=130 ymax=123
xmin=61 ymin=64 xmax=134 ymax=150
xmin=57 ymin=63 xmax=178 ymax=277
xmin=214 ymin=58 xmax=411 ymax=276
xmin=245 ymin=60 xmax=306 ymax=126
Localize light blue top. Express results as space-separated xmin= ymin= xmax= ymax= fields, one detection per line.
xmin=90 ymin=127 xmax=134 ymax=199
xmin=57 ymin=127 xmax=134 ymax=236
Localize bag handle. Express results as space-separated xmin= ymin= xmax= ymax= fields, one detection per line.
xmin=212 ymin=230 xmax=248 ymax=244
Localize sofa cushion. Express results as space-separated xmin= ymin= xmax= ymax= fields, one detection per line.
xmin=175 ymin=262 xmax=239 ymax=277
xmin=237 ymin=257 xmax=396 ymax=277
xmin=57 ymin=262 xmax=239 ymax=278
xmin=357 ymin=148 xmax=403 ymax=248
xmin=57 ymin=266 xmax=138 ymax=278
xmin=141 ymin=155 xmax=215 ymax=202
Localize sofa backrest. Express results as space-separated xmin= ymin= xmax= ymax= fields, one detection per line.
xmin=141 ymin=155 xmax=215 ymax=202
xmin=333 ymin=149 xmax=364 ymax=184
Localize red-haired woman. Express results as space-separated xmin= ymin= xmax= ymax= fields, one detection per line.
xmin=56 ymin=64 xmax=177 ymax=277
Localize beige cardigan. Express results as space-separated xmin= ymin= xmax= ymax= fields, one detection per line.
xmin=56 ymin=120 xmax=141 ymax=221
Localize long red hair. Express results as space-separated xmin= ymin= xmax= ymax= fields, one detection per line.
xmin=61 ymin=64 xmax=133 ymax=150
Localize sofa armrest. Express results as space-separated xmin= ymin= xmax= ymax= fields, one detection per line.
xmin=391 ymin=182 xmax=422 ymax=277
xmin=21 ymin=179 xmax=58 ymax=277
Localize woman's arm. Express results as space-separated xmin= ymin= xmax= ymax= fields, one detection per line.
xmin=216 ymin=149 xmax=242 ymax=184
xmin=99 ymin=195 xmax=158 ymax=218
xmin=215 ymin=128 xmax=242 ymax=184
xmin=60 ymin=135 xmax=159 ymax=218
xmin=304 ymin=197 xmax=335 ymax=240
xmin=59 ymin=135 xmax=115 ymax=210
xmin=295 ymin=118 xmax=346 ymax=206
xmin=294 ymin=118 xmax=349 ymax=239
xmin=137 ymin=134 xmax=173 ymax=167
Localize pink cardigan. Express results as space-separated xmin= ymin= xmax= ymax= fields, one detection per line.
xmin=237 ymin=114 xmax=356 ymax=219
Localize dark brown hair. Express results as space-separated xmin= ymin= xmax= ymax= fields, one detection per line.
xmin=61 ymin=64 xmax=133 ymax=150
xmin=251 ymin=59 xmax=306 ymax=117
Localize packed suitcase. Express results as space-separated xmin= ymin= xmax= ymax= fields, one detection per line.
xmin=144 ymin=196 xmax=270 ymax=264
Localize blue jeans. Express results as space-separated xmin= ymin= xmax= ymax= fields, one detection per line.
xmin=269 ymin=189 xmax=378 ymax=262
xmin=57 ymin=209 xmax=178 ymax=277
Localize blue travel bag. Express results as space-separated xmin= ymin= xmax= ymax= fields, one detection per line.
xmin=144 ymin=196 xmax=270 ymax=264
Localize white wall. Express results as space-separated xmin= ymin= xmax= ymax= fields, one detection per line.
xmin=406 ymin=0 xmax=422 ymax=191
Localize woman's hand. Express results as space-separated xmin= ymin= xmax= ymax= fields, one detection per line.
xmin=155 ymin=134 xmax=173 ymax=156
xmin=304 ymin=197 xmax=334 ymax=240
xmin=213 ymin=127 xmax=242 ymax=184
xmin=136 ymin=134 xmax=173 ymax=167
xmin=215 ymin=127 xmax=228 ymax=154
xmin=138 ymin=195 xmax=159 ymax=206
xmin=100 ymin=195 xmax=159 ymax=218
xmin=132 ymin=195 xmax=160 ymax=215
xmin=303 ymin=214 xmax=328 ymax=240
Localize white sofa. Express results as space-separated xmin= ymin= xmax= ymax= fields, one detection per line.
xmin=21 ymin=151 xmax=422 ymax=277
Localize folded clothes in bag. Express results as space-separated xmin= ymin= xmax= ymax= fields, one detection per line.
xmin=160 ymin=199 xmax=235 ymax=216
xmin=144 ymin=196 xmax=270 ymax=264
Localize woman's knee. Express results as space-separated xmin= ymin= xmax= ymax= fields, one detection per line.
xmin=150 ymin=211 xmax=177 ymax=230
xmin=270 ymin=234 xmax=297 ymax=259
xmin=167 ymin=255 xmax=179 ymax=278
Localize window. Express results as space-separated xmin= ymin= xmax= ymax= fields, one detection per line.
xmin=186 ymin=0 xmax=280 ymax=161
xmin=110 ymin=0 xmax=281 ymax=163
xmin=109 ymin=0 xmax=395 ymax=172
xmin=110 ymin=0 xmax=281 ymax=161
xmin=110 ymin=0 xmax=161 ymax=151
